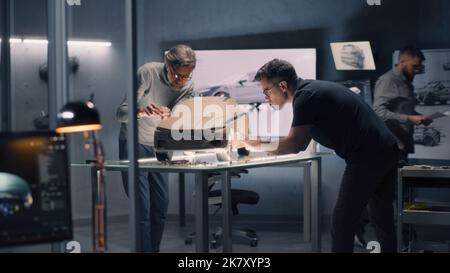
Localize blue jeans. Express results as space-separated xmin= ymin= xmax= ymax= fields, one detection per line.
xmin=119 ymin=139 xmax=169 ymax=253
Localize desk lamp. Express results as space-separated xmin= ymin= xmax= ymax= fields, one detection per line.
xmin=56 ymin=100 xmax=106 ymax=253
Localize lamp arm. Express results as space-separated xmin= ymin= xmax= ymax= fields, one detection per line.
xmin=91 ymin=131 xmax=107 ymax=253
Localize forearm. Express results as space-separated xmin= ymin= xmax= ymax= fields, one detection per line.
xmin=272 ymin=137 xmax=303 ymax=155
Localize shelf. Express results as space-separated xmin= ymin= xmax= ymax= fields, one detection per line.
xmin=402 ymin=210 xmax=450 ymax=225
xmin=400 ymin=168 xmax=450 ymax=179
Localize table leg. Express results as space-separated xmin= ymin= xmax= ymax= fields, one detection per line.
xmin=311 ymin=158 xmax=322 ymax=253
xmin=179 ymin=173 xmax=186 ymax=227
xmin=303 ymin=162 xmax=311 ymax=243
xmin=222 ymin=171 xmax=233 ymax=253
xmin=195 ymin=172 xmax=209 ymax=253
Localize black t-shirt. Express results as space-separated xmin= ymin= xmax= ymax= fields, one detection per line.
xmin=292 ymin=79 xmax=397 ymax=162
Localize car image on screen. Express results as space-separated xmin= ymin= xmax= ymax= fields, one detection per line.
xmin=194 ymin=72 xmax=265 ymax=104
xmin=415 ymin=81 xmax=450 ymax=105
xmin=414 ymin=125 xmax=442 ymax=147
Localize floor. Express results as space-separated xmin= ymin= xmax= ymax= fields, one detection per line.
xmin=72 ymin=218 xmax=373 ymax=253
xmin=3 ymin=217 xmax=449 ymax=253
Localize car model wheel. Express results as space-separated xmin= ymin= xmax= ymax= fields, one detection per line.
xmin=423 ymin=135 xmax=436 ymax=147
xmin=214 ymin=91 xmax=230 ymax=98
xmin=424 ymin=94 xmax=436 ymax=105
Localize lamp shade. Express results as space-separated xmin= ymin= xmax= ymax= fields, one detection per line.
xmin=56 ymin=101 xmax=102 ymax=134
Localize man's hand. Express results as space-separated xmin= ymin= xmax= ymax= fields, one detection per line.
xmin=138 ymin=104 xmax=171 ymax=120
xmin=157 ymin=105 xmax=171 ymax=120
xmin=422 ymin=118 xmax=433 ymax=126
xmin=407 ymin=115 xmax=430 ymax=125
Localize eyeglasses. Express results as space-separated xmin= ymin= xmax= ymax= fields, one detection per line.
xmin=262 ymin=81 xmax=280 ymax=97
xmin=168 ymin=65 xmax=193 ymax=81
xmin=412 ymin=64 xmax=425 ymax=74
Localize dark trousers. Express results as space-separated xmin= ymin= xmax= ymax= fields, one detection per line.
xmin=331 ymin=149 xmax=398 ymax=253
xmin=356 ymin=149 xmax=409 ymax=242
xmin=119 ymin=139 xmax=169 ymax=253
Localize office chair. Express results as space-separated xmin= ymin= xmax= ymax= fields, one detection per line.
xmin=185 ymin=170 xmax=260 ymax=249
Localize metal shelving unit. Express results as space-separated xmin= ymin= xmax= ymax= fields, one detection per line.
xmin=397 ymin=166 xmax=450 ymax=252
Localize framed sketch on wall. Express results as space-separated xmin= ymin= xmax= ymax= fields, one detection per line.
xmin=331 ymin=41 xmax=376 ymax=71
xmin=394 ymin=49 xmax=450 ymax=160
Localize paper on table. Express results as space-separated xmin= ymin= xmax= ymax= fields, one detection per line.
xmin=426 ymin=111 xmax=450 ymax=120
xmin=166 ymin=152 xmax=221 ymax=165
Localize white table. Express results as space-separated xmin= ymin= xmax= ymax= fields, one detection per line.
xmin=73 ymin=152 xmax=326 ymax=253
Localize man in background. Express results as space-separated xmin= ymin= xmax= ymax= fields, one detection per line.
xmin=355 ymin=46 xmax=431 ymax=248
xmin=373 ymin=46 xmax=431 ymax=165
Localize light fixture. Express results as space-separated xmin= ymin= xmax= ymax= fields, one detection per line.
xmin=9 ymin=38 xmax=22 ymax=44
xmin=56 ymin=101 xmax=106 ymax=253
xmin=23 ymin=39 xmax=48 ymax=45
xmin=56 ymin=102 xmax=103 ymax=134
xmin=67 ymin=40 xmax=112 ymax=47
xmin=5 ymin=37 xmax=112 ymax=47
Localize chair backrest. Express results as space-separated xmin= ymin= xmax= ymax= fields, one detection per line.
xmin=206 ymin=170 xmax=259 ymax=215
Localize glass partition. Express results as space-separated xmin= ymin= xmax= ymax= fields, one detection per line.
xmin=66 ymin=0 xmax=131 ymax=253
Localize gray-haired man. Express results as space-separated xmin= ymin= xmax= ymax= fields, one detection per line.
xmin=116 ymin=44 xmax=196 ymax=252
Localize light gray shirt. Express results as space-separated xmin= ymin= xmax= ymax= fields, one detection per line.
xmin=116 ymin=62 xmax=194 ymax=146
xmin=373 ymin=68 xmax=419 ymax=153
xmin=373 ymin=68 xmax=417 ymax=122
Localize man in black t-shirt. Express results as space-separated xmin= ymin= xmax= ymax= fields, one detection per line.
xmin=245 ymin=59 xmax=399 ymax=253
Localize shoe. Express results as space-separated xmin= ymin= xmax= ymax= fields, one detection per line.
xmin=354 ymin=231 xmax=367 ymax=248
